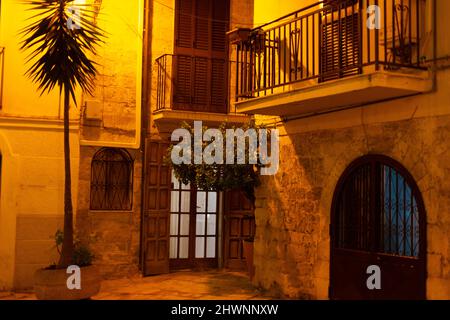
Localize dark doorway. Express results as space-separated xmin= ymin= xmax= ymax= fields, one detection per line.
xmin=330 ymin=155 xmax=426 ymax=300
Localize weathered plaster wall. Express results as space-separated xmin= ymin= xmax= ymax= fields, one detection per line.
xmin=148 ymin=0 xmax=175 ymax=139
xmin=0 ymin=0 xmax=81 ymax=290
xmin=254 ymin=0 xmax=315 ymax=28
xmin=0 ymin=119 xmax=80 ymax=290
xmin=80 ymin=0 xmax=142 ymax=144
xmin=0 ymin=0 xmax=81 ymax=118
xmin=75 ymin=0 xmax=144 ymax=279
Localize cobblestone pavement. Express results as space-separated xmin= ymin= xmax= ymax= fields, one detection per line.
xmin=0 ymin=270 xmax=274 ymax=300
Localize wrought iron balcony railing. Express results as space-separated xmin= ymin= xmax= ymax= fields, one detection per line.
xmin=156 ymin=54 xmax=229 ymax=114
xmin=232 ymin=0 xmax=428 ymax=101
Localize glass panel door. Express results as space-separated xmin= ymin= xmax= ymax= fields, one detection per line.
xmin=195 ymin=190 xmax=218 ymax=259
xmin=170 ymin=172 xmax=191 ymax=260
xmin=169 ymin=172 xmax=219 ymax=268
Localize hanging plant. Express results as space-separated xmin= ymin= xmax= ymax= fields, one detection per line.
xmin=165 ymin=121 xmax=274 ymax=204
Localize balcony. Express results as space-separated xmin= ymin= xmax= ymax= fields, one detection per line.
xmin=154 ymin=54 xmax=249 ymax=127
xmin=230 ymin=0 xmax=433 ymax=117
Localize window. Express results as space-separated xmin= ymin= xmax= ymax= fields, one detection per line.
xmin=173 ymin=0 xmax=229 ymax=113
xmin=321 ymin=0 xmax=361 ymax=81
xmin=334 ymin=156 xmax=423 ymax=258
xmin=90 ymin=148 xmax=134 ymax=211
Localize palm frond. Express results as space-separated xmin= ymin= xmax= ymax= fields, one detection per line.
xmin=20 ymin=0 xmax=105 ymax=104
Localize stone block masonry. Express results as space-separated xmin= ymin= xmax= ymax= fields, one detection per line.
xmin=253 ymin=113 xmax=450 ymax=300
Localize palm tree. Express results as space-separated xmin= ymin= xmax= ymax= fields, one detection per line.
xmin=20 ymin=0 xmax=104 ymax=267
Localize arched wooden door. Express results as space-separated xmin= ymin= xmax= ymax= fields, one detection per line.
xmin=330 ymin=155 xmax=426 ymax=300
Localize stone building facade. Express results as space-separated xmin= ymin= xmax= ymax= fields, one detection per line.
xmin=254 ymin=95 xmax=450 ymax=299
xmin=236 ymin=0 xmax=450 ymax=300
xmin=2 ymin=0 xmax=450 ymax=301
xmin=75 ymin=0 xmax=144 ymax=280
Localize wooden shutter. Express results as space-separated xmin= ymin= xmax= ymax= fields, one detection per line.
xmin=321 ymin=19 xmax=340 ymax=80
xmin=174 ymin=0 xmax=229 ymax=113
xmin=176 ymin=0 xmax=229 ymax=54
xmin=211 ymin=0 xmax=228 ymax=52
xmin=193 ymin=57 xmax=209 ymax=108
xmin=341 ymin=13 xmax=360 ymax=76
xmin=176 ymin=0 xmax=194 ymax=48
xmin=195 ymin=0 xmax=210 ymax=50
xmin=174 ymin=55 xmax=193 ymax=109
xmin=320 ymin=1 xmax=360 ymax=82
xmin=142 ymin=140 xmax=171 ymax=275
xmin=211 ymin=58 xmax=227 ymax=112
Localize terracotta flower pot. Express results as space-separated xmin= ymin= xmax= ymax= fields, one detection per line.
xmin=34 ymin=265 xmax=101 ymax=300
xmin=243 ymin=240 xmax=255 ymax=280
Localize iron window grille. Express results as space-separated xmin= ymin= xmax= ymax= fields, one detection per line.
xmin=334 ymin=156 xmax=424 ymax=258
xmin=90 ymin=148 xmax=134 ymax=211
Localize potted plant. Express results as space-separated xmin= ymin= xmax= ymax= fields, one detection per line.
xmin=34 ymin=231 xmax=100 ymax=300
xmin=243 ymin=236 xmax=255 ymax=280
xmin=19 ymin=0 xmax=104 ymax=300
xmin=166 ymin=121 xmax=268 ymax=203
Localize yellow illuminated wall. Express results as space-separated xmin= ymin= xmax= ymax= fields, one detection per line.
xmin=0 ymin=0 xmax=82 ymax=117
xmin=80 ymin=0 xmax=143 ymax=147
xmin=254 ymin=0 xmax=316 ymax=27
xmin=0 ymin=0 xmax=144 ymax=290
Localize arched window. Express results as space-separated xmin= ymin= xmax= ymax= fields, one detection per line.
xmin=90 ymin=148 xmax=133 ymax=211
xmin=333 ymin=155 xmax=424 ymax=257
xmin=330 ymin=155 xmax=426 ymax=300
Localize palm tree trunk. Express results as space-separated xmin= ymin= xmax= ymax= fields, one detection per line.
xmin=59 ymin=87 xmax=74 ymax=267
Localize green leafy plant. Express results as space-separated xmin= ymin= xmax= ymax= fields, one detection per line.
xmin=53 ymin=230 xmax=95 ymax=267
xmin=20 ymin=0 xmax=104 ymax=268
xmin=166 ymin=121 xmax=270 ymax=204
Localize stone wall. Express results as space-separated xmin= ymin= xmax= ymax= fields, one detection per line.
xmin=75 ymin=0 xmax=144 ymax=280
xmin=80 ymin=0 xmax=141 ymax=144
xmin=76 ymin=146 xmax=142 ymax=279
xmin=253 ymin=71 xmax=450 ymax=300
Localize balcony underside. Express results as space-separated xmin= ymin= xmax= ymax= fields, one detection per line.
xmin=234 ymin=70 xmax=432 ymax=117
xmin=153 ymin=109 xmax=250 ymax=131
